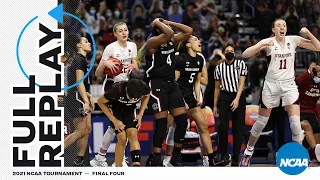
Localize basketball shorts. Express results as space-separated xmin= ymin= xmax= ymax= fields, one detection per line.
xmin=192 ymin=87 xmax=206 ymax=109
xmin=260 ymin=79 xmax=299 ymax=109
xmin=300 ymin=112 xmax=320 ymax=134
xmin=108 ymin=104 xmax=138 ymax=134
xmin=65 ymin=91 xmax=87 ymax=118
xmin=181 ymin=88 xmax=197 ymax=109
xmin=148 ymin=79 xmax=185 ymax=113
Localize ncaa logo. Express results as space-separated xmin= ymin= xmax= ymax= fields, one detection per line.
xmin=276 ymin=142 xmax=310 ymax=175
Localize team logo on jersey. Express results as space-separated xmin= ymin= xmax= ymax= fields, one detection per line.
xmin=186 ymin=62 xmax=190 ymax=67
xmin=116 ymin=54 xmax=120 ymax=57
xmin=287 ymin=43 xmax=290 ymax=49
xmin=197 ymin=61 xmax=200 ymax=65
xmin=275 ymin=46 xmax=278 ymax=50
xmin=152 ymin=103 xmax=159 ymax=110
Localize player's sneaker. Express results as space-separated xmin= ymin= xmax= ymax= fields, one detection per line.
xmin=315 ymin=144 xmax=320 ymax=162
xmin=111 ymin=156 xmax=129 ymax=167
xmin=146 ymin=154 xmax=154 ymax=166
xmin=163 ymin=156 xmax=171 ymax=167
xmin=167 ymin=155 xmax=182 ymax=167
xmin=210 ymin=153 xmax=230 ymax=166
xmin=90 ymin=155 xmax=108 ymax=167
xmin=239 ymin=148 xmax=254 ymax=167
xmin=151 ymin=154 xmax=163 ymax=166
xmin=74 ymin=159 xmax=86 ymax=167
xmin=202 ymin=156 xmax=209 ymax=167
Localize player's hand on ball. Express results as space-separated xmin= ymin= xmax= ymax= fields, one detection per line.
xmin=125 ymin=63 xmax=136 ymax=74
xmin=115 ymin=120 xmax=125 ymax=132
xmin=103 ymin=60 xmax=119 ymax=73
xmin=300 ymin=27 xmax=310 ymax=35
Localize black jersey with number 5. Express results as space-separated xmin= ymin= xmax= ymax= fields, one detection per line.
xmin=145 ymin=40 xmax=176 ymax=81
xmin=176 ymin=52 xmax=205 ymax=90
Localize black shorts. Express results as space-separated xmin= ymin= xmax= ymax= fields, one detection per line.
xmin=180 ymin=88 xmax=197 ymax=109
xmin=148 ymin=79 xmax=185 ymax=113
xmin=108 ymin=104 xmax=138 ymax=134
xmin=300 ymin=112 xmax=320 ymax=134
xmin=65 ymin=91 xmax=87 ymax=118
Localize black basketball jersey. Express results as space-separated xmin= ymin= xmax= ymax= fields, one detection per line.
xmin=104 ymin=81 xmax=150 ymax=110
xmin=176 ymin=53 xmax=205 ymax=90
xmin=145 ymin=40 xmax=176 ymax=81
xmin=67 ymin=53 xmax=89 ymax=93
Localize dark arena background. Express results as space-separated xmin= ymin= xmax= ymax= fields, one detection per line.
xmin=61 ymin=0 xmax=320 ymax=167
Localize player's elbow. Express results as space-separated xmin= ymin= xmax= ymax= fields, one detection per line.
xmin=186 ymin=27 xmax=193 ymax=36
xmin=242 ymin=51 xmax=250 ymax=58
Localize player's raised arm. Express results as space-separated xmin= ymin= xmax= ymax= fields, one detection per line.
xmin=242 ymin=38 xmax=273 ymax=58
xmin=297 ymin=27 xmax=320 ymax=51
xmin=147 ymin=18 xmax=174 ymax=53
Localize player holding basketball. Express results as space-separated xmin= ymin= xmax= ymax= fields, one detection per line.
xmin=296 ymin=62 xmax=320 ymax=162
xmin=64 ymin=34 xmax=94 ymax=166
xmin=97 ymin=79 xmax=150 ymax=167
xmin=90 ymin=22 xmax=138 ymax=167
xmin=138 ymin=18 xmax=192 ymax=166
xmin=240 ymin=19 xmax=320 ymax=166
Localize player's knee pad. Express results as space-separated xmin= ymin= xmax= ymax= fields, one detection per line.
xmin=251 ymin=115 xmax=269 ymax=137
xmin=173 ymin=113 xmax=188 ymax=144
xmin=153 ymin=118 xmax=168 ymax=148
xmin=130 ymin=150 xmax=141 ymax=163
xmin=289 ymin=116 xmax=304 ymax=142
xmin=166 ymin=123 xmax=176 ymax=146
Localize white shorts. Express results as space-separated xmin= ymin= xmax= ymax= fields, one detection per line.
xmin=260 ymin=79 xmax=299 ymax=109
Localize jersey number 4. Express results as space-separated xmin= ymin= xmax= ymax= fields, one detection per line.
xmin=166 ymin=55 xmax=172 ymax=66
xmin=279 ymin=59 xmax=287 ymax=69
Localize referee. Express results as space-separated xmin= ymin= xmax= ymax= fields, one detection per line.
xmin=213 ymin=42 xmax=247 ymax=166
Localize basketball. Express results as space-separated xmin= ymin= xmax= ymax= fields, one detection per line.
xmin=104 ymin=58 xmax=123 ymax=77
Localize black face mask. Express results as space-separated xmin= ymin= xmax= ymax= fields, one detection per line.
xmin=225 ymin=52 xmax=234 ymax=60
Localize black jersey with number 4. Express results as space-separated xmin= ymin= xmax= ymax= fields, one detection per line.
xmin=145 ymin=40 xmax=176 ymax=81
xmin=176 ymin=52 xmax=205 ymax=90
xmin=104 ymin=81 xmax=150 ymax=110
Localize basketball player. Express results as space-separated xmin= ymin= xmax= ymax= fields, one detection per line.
xmin=138 ymin=18 xmax=193 ymax=166
xmin=97 ymin=79 xmax=150 ymax=166
xmin=240 ymin=19 xmax=320 ymax=166
xmin=64 ymin=34 xmax=94 ymax=166
xmin=296 ymin=62 xmax=320 ymax=162
xmin=90 ymin=22 xmax=138 ymax=167
xmin=163 ymin=35 xmax=228 ymax=166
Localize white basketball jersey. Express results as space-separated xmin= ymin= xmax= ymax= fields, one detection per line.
xmin=101 ymin=41 xmax=137 ymax=82
xmin=265 ymin=36 xmax=301 ymax=81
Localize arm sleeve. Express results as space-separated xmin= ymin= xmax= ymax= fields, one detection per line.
xmin=214 ymin=65 xmax=220 ymax=81
xmin=296 ymin=70 xmax=311 ymax=86
xmin=240 ymin=60 xmax=248 ymax=76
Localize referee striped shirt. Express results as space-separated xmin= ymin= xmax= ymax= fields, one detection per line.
xmin=214 ymin=59 xmax=248 ymax=92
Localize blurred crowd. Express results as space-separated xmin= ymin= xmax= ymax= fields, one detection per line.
xmin=62 ymin=0 xmax=320 ymax=98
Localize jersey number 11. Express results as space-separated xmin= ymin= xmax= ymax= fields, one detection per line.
xmin=279 ymin=59 xmax=287 ymax=69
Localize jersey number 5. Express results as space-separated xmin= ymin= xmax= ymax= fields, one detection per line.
xmin=189 ymin=73 xmax=196 ymax=83
xmin=279 ymin=59 xmax=287 ymax=69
